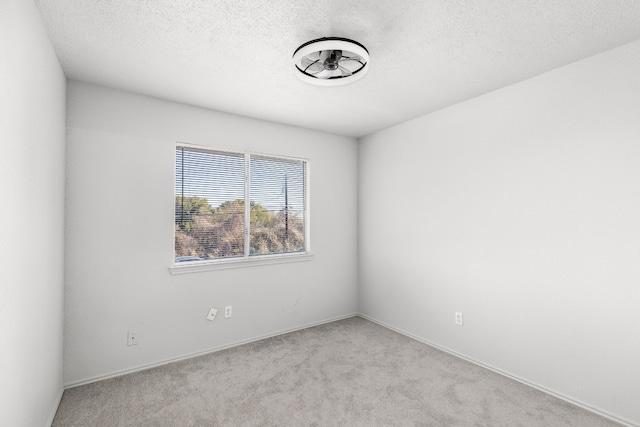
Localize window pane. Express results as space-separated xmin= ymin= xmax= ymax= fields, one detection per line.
xmin=175 ymin=148 xmax=245 ymax=261
xmin=249 ymin=155 xmax=305 ymax=256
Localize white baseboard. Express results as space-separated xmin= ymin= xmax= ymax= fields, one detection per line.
xmin=357 ymin=313 xmax=636 ymax=427
xmin=64 ymin=313 xmax=358 ymax=389
xmin=47 ymin=386 xmax=64 ymax=426
xmin=62 ymin=312 xmax=636 ymax=426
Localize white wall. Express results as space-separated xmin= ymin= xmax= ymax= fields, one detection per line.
xmin=0 ymin=1 xmax=66 ymax=425
xmin=359 ymin=40 xmax=640 ymax=425
xmin=64 ymin=81 xmax=358 ymax=384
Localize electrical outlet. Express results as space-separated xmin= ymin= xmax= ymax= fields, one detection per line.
xmin=455 ymin=312 xmax=463 ymax=326
xmin=127 ymin=331 xmax=138 ymax=346
xmin=206 ymin=308 xmax=218 ymax=321
xmin=225 ymin=305 xmax=232 ymax=319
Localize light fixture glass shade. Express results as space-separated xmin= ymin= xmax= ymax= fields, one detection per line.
xmin=292 ymin=37 xmax=370 ymax=86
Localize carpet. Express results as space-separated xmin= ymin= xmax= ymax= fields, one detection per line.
xmin=52 ymin=316 xmax=620 ymax=426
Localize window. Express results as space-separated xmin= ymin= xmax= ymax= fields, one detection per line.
xmin=173 ymin=145 xmax=309 ymax=270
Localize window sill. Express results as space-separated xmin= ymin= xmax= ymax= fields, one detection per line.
xmin=169 ymin=253 xmax=313 ymax=274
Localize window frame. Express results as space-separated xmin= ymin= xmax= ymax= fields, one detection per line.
xmin=170 ymin=143 xmax=312 ymax=274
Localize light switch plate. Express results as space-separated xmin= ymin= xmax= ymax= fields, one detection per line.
xmin=207 ymin=308 xmax=218 ymax=321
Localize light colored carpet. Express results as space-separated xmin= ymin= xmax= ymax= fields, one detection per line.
xmin=53 ymin=317 xmax=620 ymax=426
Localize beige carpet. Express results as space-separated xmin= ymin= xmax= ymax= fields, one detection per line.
xmin=53 ymin=317 xmax=620 ymax=426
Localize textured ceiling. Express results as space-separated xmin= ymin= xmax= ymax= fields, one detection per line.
xmin=36 ymin=0 xmax=640 ymax=138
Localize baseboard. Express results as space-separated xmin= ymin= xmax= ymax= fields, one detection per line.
xmin=62 ymin=312 xmax=635 ymax=426
xmin=357 ymin=313 xmax=637 ymax=427
xmin=47 ymin=386 xmax=64 ymax=426
xmin=64 ymin=313 xmax=358 ymax=389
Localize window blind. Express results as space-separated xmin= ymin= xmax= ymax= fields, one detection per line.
xmin=250 ymin=155 xmax=306 ymax=256
xmin=175 ymin=147 xmax=245 ymax=261
xmin=175 ymin=146 xmax=307 ymax=263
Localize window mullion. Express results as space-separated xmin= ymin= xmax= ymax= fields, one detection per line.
xmin=244 ymin=153 xmax=251 ymax=258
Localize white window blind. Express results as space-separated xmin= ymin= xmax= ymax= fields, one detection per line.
xmin=175 ymin=146 xmax=307 ymax=264
xmin=250 ymin=155 xmax=306 ymax=256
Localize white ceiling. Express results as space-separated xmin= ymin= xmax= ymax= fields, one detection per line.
xmin=36 ymin=0 xmax=640 ymax=138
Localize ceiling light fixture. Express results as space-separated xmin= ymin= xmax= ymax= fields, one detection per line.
xmin=292 ymin=37 xmax=370 ymax=86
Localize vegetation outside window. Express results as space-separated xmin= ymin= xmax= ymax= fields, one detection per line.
xmin=174 ymin=145 xmax=308 ymax=265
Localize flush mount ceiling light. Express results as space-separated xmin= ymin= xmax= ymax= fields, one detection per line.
xmin=292 ymin=37 xmax=370 ymax=86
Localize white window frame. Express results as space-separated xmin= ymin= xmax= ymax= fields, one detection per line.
xmin=170 ymin=143 xmax=312 ymax=274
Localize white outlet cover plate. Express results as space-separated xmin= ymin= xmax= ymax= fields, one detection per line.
xmin=455 ymin=312 xmax=463 ymax=326
xmin=127 ymin=331 xmax=137 ymax=345
xmin=207 ymin=308 xmax=218 ymax=321
xmin=225 ymin=306 xmax=232 ymax=318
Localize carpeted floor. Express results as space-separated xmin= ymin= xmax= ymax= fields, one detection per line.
xmin=53 ymin=316 xmax=620 ymax=426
